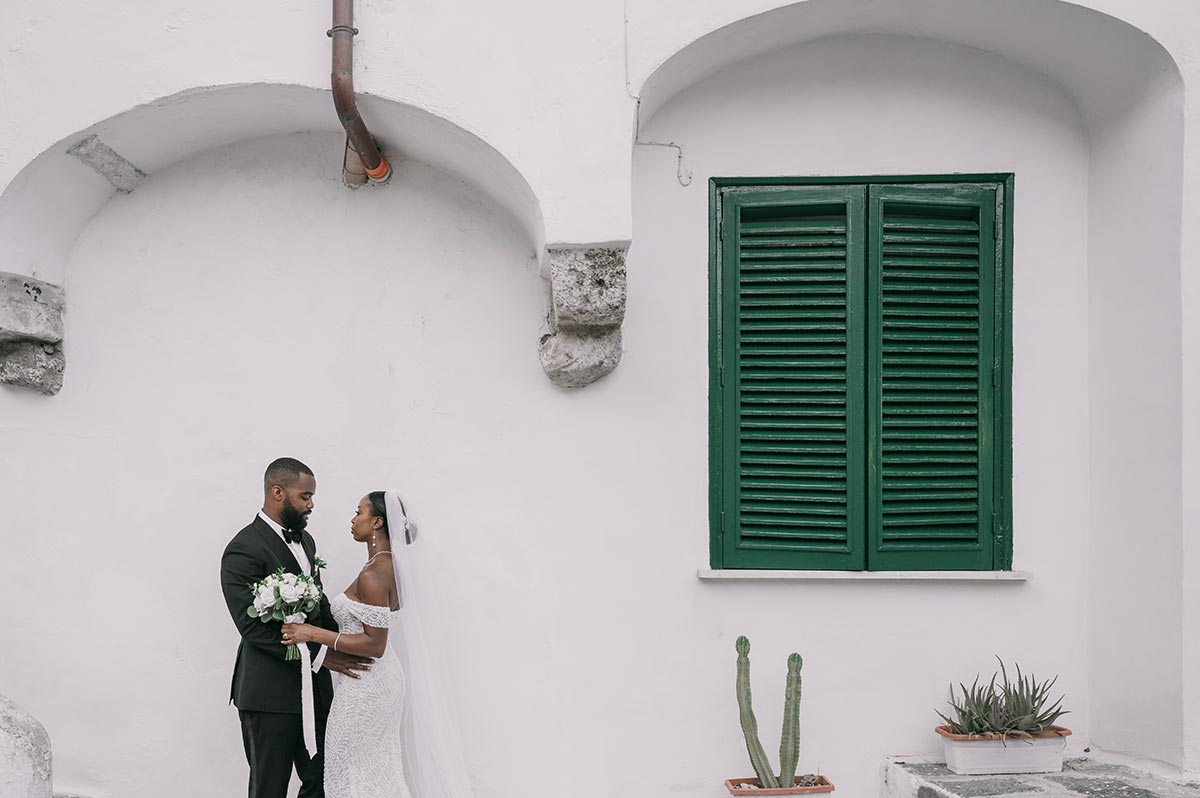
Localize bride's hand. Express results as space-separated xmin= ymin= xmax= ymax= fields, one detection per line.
xmin=281 ymin=623 xmax=317 ymax=645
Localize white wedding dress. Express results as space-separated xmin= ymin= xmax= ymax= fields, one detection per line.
xmin=323 ymin=592 xmax=412 ymax=798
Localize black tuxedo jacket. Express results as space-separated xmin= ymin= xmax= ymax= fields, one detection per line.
xmin=220 ymin=515 xmax=338 ymax=714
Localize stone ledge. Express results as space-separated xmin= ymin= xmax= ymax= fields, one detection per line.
xmin=0 ymin=272 xmax=65 ymax=395
xmin=539 ymin=245 xmax=627 ymax=389
xmin=885 ymin=757 xmax=1200 ymax=798
xmin=0 ymin=341 xmax=65 ymax=395
xmin=0 ymin=273 xmax=63 ymax=344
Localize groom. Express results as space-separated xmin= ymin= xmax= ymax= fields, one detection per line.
xmin=220 ymin=457 xmax=373 ymax=798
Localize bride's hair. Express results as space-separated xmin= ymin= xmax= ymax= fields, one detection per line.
xmin=367 ymin=490 xmax=389 ymax=535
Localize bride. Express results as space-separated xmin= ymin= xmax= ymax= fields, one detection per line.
xmin=281 ymin=491 xmax=471 ymax=798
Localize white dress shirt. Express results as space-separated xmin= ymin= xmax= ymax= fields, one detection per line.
xmin=258 ymin=510 xmax=327 ymax=672
xmin=258 ymin=510 xmax=312 ymax=573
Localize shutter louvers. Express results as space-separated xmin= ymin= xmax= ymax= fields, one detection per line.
xmin=867 ymin=185 xmax=997 ymax=570
xmin=719 ymin=187 xmax=866 ymax=570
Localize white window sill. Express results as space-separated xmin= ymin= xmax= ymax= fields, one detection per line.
xmin=698 ymin=569 xmax=1030 ymax=583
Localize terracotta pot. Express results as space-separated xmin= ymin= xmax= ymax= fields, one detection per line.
xmin=725 ymin=776 xmax=835 ymax=795
xmin=935 ymin=725 xmax=1072 ymax=775
xmin=934 ymin=724 xmax=1072 ymax=742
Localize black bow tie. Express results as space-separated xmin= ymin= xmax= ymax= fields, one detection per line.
xmin=283 ymin=528 xmax=303 ymax=545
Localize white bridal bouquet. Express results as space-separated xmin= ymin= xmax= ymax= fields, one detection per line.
xmin=246 ymin=567 xmax=323 ymax=661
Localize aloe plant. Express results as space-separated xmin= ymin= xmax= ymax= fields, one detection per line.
xmin=937 ymin=657 xmax=1068 ymax=737
xmin=735 ymin=636 xmax=806 ymax=787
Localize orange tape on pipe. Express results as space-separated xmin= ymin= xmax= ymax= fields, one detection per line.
xmin=365 ymin=155 xmax=391 ymax=180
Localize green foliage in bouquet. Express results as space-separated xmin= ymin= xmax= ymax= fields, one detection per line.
xmin=937 ymin=657 xmax=1069 ymax=737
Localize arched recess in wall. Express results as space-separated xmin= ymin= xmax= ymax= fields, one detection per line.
xmin=0 ymin=82 xmax=632 ymax=392
xmin=0 ymin=83 xmax=544 ymax=286
xmin=0 ymin=82 xmax=640 ymax=392
xmin=634 ymin=0 xmax=1186 ymax=770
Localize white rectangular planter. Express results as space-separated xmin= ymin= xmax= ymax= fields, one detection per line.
xmin=936 ymin=726 xmax=1070 ymax=775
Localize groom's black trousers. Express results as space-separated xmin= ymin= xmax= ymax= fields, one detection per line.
xmin=239 ymin=709 xmax=328 ymax=798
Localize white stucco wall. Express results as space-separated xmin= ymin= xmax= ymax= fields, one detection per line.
xmin=0 ymin=1 xmax=634 ymax=248
xmin=1087 ymin=78 xmax=1186 ymax=767
xmin=1 ymin=0 xmax=1199 ymax=795
xmin=1182 ymin=76 xmax=1200 ymax=778
xmin=631 ymin=34 xmax=1091 ymax=797
xmin=0 ymin=132 xmax=550 ymax=797
xmin=3 ymin=30 xmax=1099 ymax=798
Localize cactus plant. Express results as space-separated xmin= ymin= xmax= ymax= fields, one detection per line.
xmin=735 ymin=636 xmax=805 ymax=788
xmin=778 ymin=653 xmax=803 ymax=783
xmin=735 ymin=636 xmax=779 ymax=787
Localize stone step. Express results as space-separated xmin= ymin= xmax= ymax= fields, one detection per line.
xmin=886 ymin=757 xmax=1200 ymax=798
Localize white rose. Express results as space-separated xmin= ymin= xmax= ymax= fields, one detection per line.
xmin=279 ymin=581 xmax=305 ymax=604
xmin=256 ymin=584 xmax=277 ymax=608
xmin=304 ymin=582 xmax=320 ymax=600
xmin=252 ymin=594 xmax=271 ymax=616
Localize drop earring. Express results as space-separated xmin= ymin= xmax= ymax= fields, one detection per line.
xmin=371 ymin=533 xmax=377 ymax=548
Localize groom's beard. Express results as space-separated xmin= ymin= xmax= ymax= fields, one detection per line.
xmin=280 ymin=504 xmax=309 ymax=532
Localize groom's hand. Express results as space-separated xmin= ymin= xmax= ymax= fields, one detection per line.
xmin=323 ymin=649 xmax=373 ymax=679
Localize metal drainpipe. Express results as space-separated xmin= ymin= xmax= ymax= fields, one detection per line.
xmin=330 ymin=0 xmax=391 ymax=186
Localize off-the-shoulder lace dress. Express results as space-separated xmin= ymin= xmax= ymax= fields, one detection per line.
xmin=323 ymin=592 xmax=411 ymax=798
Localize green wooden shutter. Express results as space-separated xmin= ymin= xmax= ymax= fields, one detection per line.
xmin=866 ymin=184 xmax=999 ymax=570
xmin=716 ymin=187 xmax=867 ymax=569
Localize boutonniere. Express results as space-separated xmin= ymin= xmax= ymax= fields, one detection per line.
xmin=313 ymin=555 xmax=328 ymax=571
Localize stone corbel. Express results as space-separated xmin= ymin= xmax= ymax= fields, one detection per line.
xmin=0 ymin=272 xmax=65 ymax=395
xmin=538 ymin=245 xmax=627 ymax=388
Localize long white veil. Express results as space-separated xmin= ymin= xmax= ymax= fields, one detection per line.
xmin=384 ymin=490 xmax=474 ymax=798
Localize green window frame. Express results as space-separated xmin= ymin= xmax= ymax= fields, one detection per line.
xmin=709 ymin=176 xmax=1013 ymax=571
